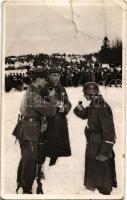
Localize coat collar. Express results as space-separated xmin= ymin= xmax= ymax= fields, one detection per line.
xmin=30 ymin=84 xmax=41 ymax=95
xmin=89 ymin=95 xmax=105 ymax=107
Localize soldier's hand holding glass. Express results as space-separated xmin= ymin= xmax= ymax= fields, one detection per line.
xmin=41 ymin=123 xmax=47 ymax=132
xmin=56 ymin=100 xmax=64 ymax=112
xmin=41 ymin=118 xmax=47 ymax=132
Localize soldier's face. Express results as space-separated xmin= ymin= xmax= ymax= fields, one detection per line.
xmin=49 ymin=73 xmax=61 ymax=85
xmin=84 ymin=93 xmax=91 ymax=101
xmin=37 ymin=78 xmax=47 ymax=88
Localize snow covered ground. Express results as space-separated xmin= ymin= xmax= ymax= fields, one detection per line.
xmin=1 ymin=86 xmax=125 ymax=198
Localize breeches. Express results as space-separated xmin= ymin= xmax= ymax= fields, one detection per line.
xmin=19 ymin=140 xmax=38 ymax=192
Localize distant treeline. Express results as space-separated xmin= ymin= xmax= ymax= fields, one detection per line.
xmin=93 ymin=37 xmax=122 ymax=65
xmin=5 ymin=37 xmax=122 ymax=68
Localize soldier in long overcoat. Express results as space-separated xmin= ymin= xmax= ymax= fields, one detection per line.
xmin=40 ymin=69 xmax=72 ymax=166
xmin=12 ymin=69 xmax=57 ymax=194
xmin=74 ymin=82 xmax=117 ymax=195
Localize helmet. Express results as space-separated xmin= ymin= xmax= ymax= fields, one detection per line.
xmin=83 ymin=82 xmax=99 ymax=95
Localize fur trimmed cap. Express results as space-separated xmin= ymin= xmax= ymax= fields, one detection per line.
xmin=30 ymin=68 xmax=49 ymax=79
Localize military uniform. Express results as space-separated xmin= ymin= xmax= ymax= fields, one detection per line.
xmin=40 ymin=84 xmax=72 ymax=159
xmin=74 ymin=95 xmax=117 ymax=194
xmin=13 ymin=78 xmax=57 ymax=193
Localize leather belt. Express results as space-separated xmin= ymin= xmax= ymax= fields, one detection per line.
xmin=22 ymin=116 xmax=40 ymax=122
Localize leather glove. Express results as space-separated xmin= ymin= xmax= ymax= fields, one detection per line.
xmin=76 ymin=104 xmax=84 ymax=111
xmin=96 ymin=154 xmax=112 ymax=162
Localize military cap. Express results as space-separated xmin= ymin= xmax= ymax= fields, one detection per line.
xmin=49 ymin=68 xmax=61 ymax=75
xmin=30 ymin=68 xmax=48 ymax=79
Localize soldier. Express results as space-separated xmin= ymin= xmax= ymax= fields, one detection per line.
xmin=12 ymin=68 xmax=57 ymax=194
xmin=80 ymin=68 xmax=95 ymax=86
xmin=40 ymin=68 xmax=72 ymax=166
xmin=5 ymin=74 xmax=12 ymax=92
xmin=74 ymin=82 xmax=117 ymax=195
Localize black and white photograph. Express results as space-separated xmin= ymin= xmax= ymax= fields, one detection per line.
xmin=1 ymin=0 xmax=126 ymax=199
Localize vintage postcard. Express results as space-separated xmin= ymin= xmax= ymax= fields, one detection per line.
xmin=0 ymin=0 xmax=126 ymax=199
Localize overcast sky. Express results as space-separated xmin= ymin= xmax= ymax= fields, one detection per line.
xmin=5 ymin=1 xmax=122 ymax=56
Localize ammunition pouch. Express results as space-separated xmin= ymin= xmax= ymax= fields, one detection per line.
xmin=12 ymin=117 xmax=42 ymax=142
xmin=21 ymin=119 xmax=41 ymax=142
xmin=12 ymin=120 xmax=23 ymax=140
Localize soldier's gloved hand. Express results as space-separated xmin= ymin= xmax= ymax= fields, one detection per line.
xmin=96 ymin=154 xmax=110 ymax=162
xmin=41 ymin=123 xmax=47 ymax=132
xmin=56 ymin=100 xmax=64 ymax=107
xmin=76 ymin=104 xmax=84 ymax=111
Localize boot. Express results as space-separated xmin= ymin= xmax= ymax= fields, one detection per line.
xmin=98 ymin=187 xmax=111 ymax=195
xmin=16 ymin=183 xmax=22 ymax=194
xmin=85 ymin=186 xmax=95 ymax=191
xmin=22 ymin=190 xmax=32 ymax=194
xmin=49 ymin=157 xmax=58 ymax=166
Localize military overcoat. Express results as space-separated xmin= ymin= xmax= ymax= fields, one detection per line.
xmin=40 ymin=84 xmax=72 ymax=157
xmin=74 ymin=95 xmax=117 ymax=193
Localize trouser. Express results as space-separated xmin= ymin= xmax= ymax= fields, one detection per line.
xmin=17 ymin=141 xmax=46 ymax=193
xmin=17 ymin=140 xmax=56 ymax=193
xmin=19 ymin=140 xmax=38 ymax=192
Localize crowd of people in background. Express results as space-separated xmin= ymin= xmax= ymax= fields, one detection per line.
xmin=5 ymin=73 xmax=31 ymax=92
xmin=5 ymin=53 xmax=122 ymax=92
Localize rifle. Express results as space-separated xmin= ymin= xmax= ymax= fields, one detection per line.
xmin=36 ymin=117 xmax=47 ymax=194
